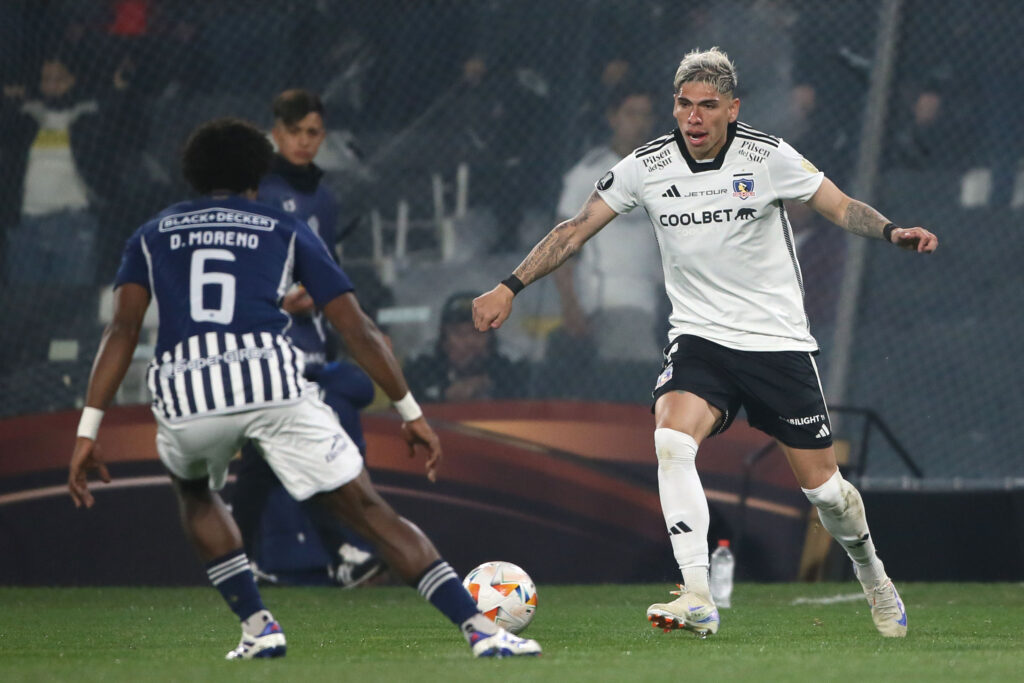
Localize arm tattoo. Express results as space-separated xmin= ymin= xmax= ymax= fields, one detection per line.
xmin=843 ymin=200 xmax=890 ymax=239
xmin=513 ymin=193 xmax=598 ymax=285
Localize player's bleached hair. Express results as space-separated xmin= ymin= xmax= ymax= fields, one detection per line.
xmin=673 ymin=47 xmax=737 ymax=95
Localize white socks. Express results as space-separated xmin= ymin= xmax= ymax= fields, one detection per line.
xmin=654 ymin=428 xmax=711 ymax=597
xmin=802 ymin=469 xmax=886 ymax=588
xmin=241 ymin=609 xmax=275 ymax=636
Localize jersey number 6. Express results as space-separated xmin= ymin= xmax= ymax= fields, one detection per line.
xmin=190 ymin=248 xmax=236 ymax=324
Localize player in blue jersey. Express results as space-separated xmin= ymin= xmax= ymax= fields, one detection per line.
xmin=67 ymin=118 xmax=541 ymax=660
xmin=233 ymin=89 xmax=381 ymax=587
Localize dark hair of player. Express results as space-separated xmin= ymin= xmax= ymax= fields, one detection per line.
xmin=272 ymin=89 xmax=325 ymax=126
xmin=181 ymin=117 xmax=273 ymax=194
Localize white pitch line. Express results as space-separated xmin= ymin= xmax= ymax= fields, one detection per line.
xmin=791 ymin=592 xmax=865 ymax=605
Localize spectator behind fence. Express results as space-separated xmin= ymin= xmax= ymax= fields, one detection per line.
xmin=789 ymin=3 xmax=875 ymax=187
xmin=4 ymin=54 xmax=103 ymax=285
xmin=646 ymin=1 xmax=800 ymax=140
xmin=551 ymin=83 xmax=665 ymax=365
xmin=404 ymin=293 xmax=524 ymax=403
xmin=232 ymin=89 xmax=382 ymax=588
xmin=885 ymin=0 xmax=977 ymax=174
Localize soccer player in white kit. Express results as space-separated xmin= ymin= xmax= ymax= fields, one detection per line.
xmin=474 ymin=48 xmax=937 ymax=638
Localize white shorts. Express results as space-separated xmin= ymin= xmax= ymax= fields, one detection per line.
xmin=154 ymin=394 xmax=364 ymax=501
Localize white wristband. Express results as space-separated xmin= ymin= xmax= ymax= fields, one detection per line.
xmin=77 ymin=407 xmax=104 ymax=440
xmin=393 ymin=392 xmax=423 ymax=422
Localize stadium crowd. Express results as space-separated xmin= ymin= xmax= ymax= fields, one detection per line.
xmin=1 ymin=0 xmax=1021 ymax=424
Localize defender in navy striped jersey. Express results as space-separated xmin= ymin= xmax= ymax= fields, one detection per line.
xmin=475 ymin=48 xmax=936 ymax=639
xmin=68 ymin=118 xmax=540 ymax=660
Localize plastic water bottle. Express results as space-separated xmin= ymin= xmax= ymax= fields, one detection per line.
xmin=710 ymin=539 xmax=734 ymax=608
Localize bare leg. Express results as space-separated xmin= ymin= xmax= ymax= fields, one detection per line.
xmin=654 ymin=390 xmax=721 ymax=438
xmin=777 ymin=442 xmax=838 ymax=489
xmin=171 ymin=475 xmax=243 ymax=562
xmin=310 ymin=468 xmax=439 ymax=581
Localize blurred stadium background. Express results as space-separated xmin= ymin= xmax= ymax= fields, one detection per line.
xmin=1 ymin=0 xmax=1022 ymax=583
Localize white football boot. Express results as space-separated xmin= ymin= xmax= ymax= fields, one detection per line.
xmin=469 ymin=627 xmax=542 ymax=658
xmin=647 ymin=585 xmax=720 ymax=637
xmin=225 ymin=619 xmax=287 ymax=660
xmin=864 ymin=579 xmax=908 ymax=637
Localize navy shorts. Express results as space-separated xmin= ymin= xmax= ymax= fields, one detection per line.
xmin=651 ymin=335 xmax=833 ymax=449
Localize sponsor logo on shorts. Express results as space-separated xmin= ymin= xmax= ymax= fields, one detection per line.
xmin=780 ymin=414 xmax=826 ymax=426
xmin=655 ymin=365 xmax=673 ymax=389
xmin=325 ymin=434 xmax=346 ymax=463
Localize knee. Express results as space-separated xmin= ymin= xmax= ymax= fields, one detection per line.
xmin=654 ymin=428 xmax=699 ymax=464
xmin=802 ymin=469 xmax=855 ymax=512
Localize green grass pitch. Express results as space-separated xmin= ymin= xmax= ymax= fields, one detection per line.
xmin=1 ymin=583 xmax=1022 ymax=682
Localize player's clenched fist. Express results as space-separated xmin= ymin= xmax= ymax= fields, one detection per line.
xmin=889 ymin=226 xmax=938 ymax=253
xmin=472 ymin=285 xmax=515 ymax=331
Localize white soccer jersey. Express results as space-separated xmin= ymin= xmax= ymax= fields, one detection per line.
xmin=596 ymin=121 xmax=824 ymax=352
xmin=557 ymin=145 xmax=662 ymax=316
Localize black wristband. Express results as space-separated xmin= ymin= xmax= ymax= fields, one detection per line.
xmin=500 ymin=274 xmax=525 ymax=296
xmin=882 ymin=222 xmax=898 ymax=243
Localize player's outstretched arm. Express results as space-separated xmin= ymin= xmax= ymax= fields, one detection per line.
xmin=807 ymin=177 xmax=938 ymax=253
xmin=473 ymin=191 xmax=618 ymax=331
xmin=322 ymin=292 xmax=441 ymax=481
xmin=69 ymin=283 xmax=150 ymax=508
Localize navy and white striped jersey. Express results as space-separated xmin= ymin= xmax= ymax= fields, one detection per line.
xmin=114 ymin=194 xmax=354 ymax=422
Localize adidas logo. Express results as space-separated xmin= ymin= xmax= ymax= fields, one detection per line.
xmin=668 ymin=521 xmax=692 ymax=535
xmin=816 ymin=423 xmax=831 ymax=439
xmin=661 ymin=184 xmax=681 ymax=198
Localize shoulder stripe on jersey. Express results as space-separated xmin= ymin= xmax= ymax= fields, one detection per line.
xmin=278 ymin=234 xmax=296 ymax=300
xmin=139 ymin=234 xmax=159 ymax=322
xmin=634 ymin=133 xmax=675 ymax=158
xmin=635 ymin=132 xmax=673 ymax=150
xmin=736 ymin=133 xmax=780 ymax=148
xmin=736 ymin=126 xmax=780 ymax=148
xmin=737 ymin=122 xmax=780 ymax=142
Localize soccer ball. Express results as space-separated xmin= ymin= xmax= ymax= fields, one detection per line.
xmin=462 ymin=561 xmax=537 ymax=634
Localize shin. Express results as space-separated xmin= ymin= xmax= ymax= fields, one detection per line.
xmin=802 ymin=469 xmax=886 ymax=586
xmin=655 ymin=428 xmax=711 ymax=596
